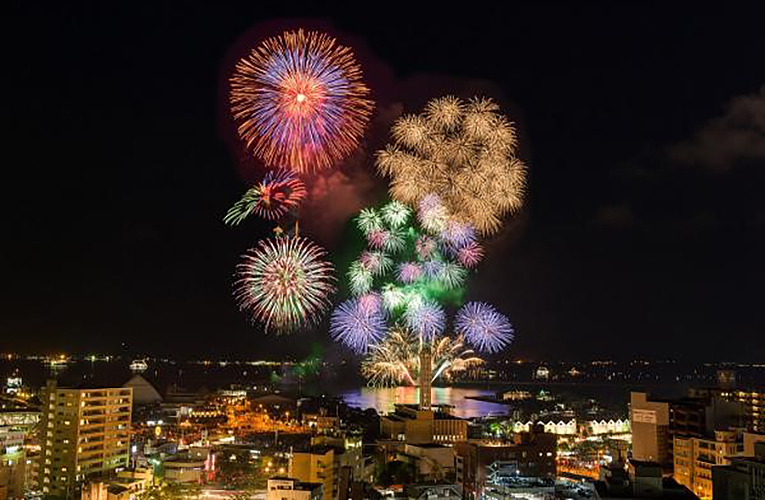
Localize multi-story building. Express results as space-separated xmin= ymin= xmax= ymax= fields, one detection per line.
xmin=290 ymin=446 xmax=336 ymax=499
xmin=712 ymin=441 xmax=765 ymax=500
xmin=673 ymin=429 xmax=744 ymax=499
xmin=454 ymin=427 xmax=557 ymax=499
xmin=631 ymin=392 xmax=672 ymax=466
xmin=380 ymin=405 xmax=468 ymax=445
xmin=690 ymin=387 xmax=765 ymax=433
xmin=631 ymin=391 xmax=742 ymax=469
xmin=267 ymin=477 xmax=323 ymax=500
xmin=1 ymin=410 xmax=40 ymax=500
xmin=39 ymin=381 xmax=132 ymax=498
xmin=1 ymin=441 xmax=25 ymax=500
xmin=80 ymin=467 xmax=153 ymax=500
xmin=289 ymin=436 xmax=362 ymax=500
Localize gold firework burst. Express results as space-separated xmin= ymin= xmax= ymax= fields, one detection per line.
xmin=376 ymin=96 xmax=526 ymax=235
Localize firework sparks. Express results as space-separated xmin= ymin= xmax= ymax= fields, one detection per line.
xmin=359 ymin=251 xmax=392 ymax=276
xmin=405 ymin=300 xmax=446 ymax=341
xmin=224 ymin=170 xmax=306 ymax=224
xmin=381 ymin=284 xmax=408 ymax=312
xmin=381 ymin=201 xmax=411 ymax=228
xmin=397 ymin=262 xmax=423 ymax=283
xmin=348 ymin=261 xmax=374 ymax=296
xmin=415 ymin=235 xmax=437 ymax=260
xmin=437 ymin=262 xmax=467 ymax=289
xmin=441 ymin=220 xmax=476 ymax=249
xmin=417 ymin=194 xmax=449 ymax=233
xmin=357 ymin=208 xmax=383 ymax=234
xmin=367 ymin=228 xmax=405 ymax=253
xmin=457 ymin=242 xmax=484 ymax=268
xmin=455 ymin=302 xmax=515 ymax=353
xmin=330 ymin=294 xmax=386 ymax=354
xmin=367 ymin=229 xmax=388 ymax=250
xmin=361 ymin=328 xmax=482 ymax=387
xmin=230 ymin=29 xmax=374 ymax=172
xmin=234 ymin=236 xmax=335 ymax=331
xmin=377 ymin=96 xmax=526 ymax=234
xmin=422 ymin=260 xmax=444 ymax=279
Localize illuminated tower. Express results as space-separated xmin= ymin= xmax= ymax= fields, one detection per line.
xmin=419 ymin=346 xmax=432 ymax=409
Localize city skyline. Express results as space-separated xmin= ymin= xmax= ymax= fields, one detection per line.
xmin=4 ymin=5 xmax=765 ymax=362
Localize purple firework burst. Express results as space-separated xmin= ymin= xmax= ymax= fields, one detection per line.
xmin=422 ymin=260 xmax=444 ymax=279
xmin=398 ymin=262 xmax=423 ymax=283
xmin=440 ymin=220 xmax=476 ymax=249
xmin=405 ymin=300 xmax=446 ymax=341
xmin=330 ymin=295 xmax=387 ymax=353
xmin=455 ymin=302 xmax=514 ymax=353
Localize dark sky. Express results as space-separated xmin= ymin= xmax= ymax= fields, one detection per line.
xmin=4 ymin=4 xmax=765 ymax=362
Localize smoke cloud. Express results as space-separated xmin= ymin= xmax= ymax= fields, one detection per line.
xmin=669 ymin=86 xmax=765 ymax=172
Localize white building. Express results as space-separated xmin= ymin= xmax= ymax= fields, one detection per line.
xmin=267 ymin=477 xmax=323 ymax=500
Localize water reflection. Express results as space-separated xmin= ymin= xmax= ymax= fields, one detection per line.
xmin=339 ymin=386 xmax=510 ymax=418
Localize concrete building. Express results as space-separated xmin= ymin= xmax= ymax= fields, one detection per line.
xmin=712 ymin=441 xmax=765 ymax=500
xmin=744 ymin=432 xmax=765 ymax=457
xmin=39 ymin=381 xmax=132 ymax=498
xmin=404 ymin=483 xmax=462 ymax=500
xmin=0 ymin=446 xmax=25 ymax=500
xmin=162 ymin=447 xmax=213 ymax=483
xmin=267 ymin=477 xmax=323 ymax=500
xmin=380 ymin=405 xmax=468 ymax=444
xmin=673 ymin=429 xmax=743 ymax=499
xmin=1 ymin=417 xmax=28 ymax=500
xmin=631 ymin=392 xmax=672 ymax=466
xmin=454 ymin=428 xmax=556 ymax=498
xmin=690 ymin=387 xmax=765 ymax=434
xmin=1 ymin=411 xmax=40 ymax=498
xmin=303 ymin=408 xmax=340 ymax=434
xmin=80 ymin=467 xmax=152 ymax=500
xmin=596 ymin=460 xmax=700 ymax=499
xmin=24 ymin=451 xmax=39 ymax=494
xmin=631 ymin=391 xmax=742 ymax=469
xmin=289 ymin=436 xmax=362 ymax=500
xmin=397 ymin=444 xmax=455 ymax=482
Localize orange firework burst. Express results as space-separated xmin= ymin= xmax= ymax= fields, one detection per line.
xmin=230 ymin=29 xmax=374 ymax=172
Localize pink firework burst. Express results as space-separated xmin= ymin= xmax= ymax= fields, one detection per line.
xmin=397 ymin=262 xmax=423 ymax=283
xmin=457 ymin=242 xmax=484 ymax=268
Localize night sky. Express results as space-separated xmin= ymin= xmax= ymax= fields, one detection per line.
xmin=4 ymin=4 xmax=764 ymax=361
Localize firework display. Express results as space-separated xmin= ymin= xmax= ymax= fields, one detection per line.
xmin=377 ymin=96 xmax=526 ymax=234
xmin=404 ymin=300 xmax=446 ymax=341
xmin=230 ymin=29 xmax=374 ymax=172
xmin=455 ymin=302 xmax=515 ymax=353
xmin=234 ymin=236 xmax=335 ymax=331
xmin=224 ymin=170 xmax=306 ymax=224
xmin=332 ymin=197 xmax=517 ymax=386
xmin=224 ymin=27 xmax=523 ymax=387
xmin=330 ymin=294 xmax=386 ymax=354
xmin=361 ymin=328 xmax=483 ymax=387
